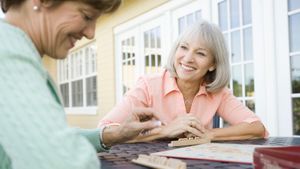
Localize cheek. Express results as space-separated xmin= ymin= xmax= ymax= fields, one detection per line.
xmin=174 ymin=50 xmax=184 ymax=61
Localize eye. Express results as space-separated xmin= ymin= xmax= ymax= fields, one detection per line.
xmin=196 ymin=52 xmax=206 ymax=56
xmin=82 ymin=13 xmax=93 ymax=21
xmin=179 ymin=45 xmax=188 ymax=50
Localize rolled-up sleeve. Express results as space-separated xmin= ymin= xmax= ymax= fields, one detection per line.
xmin=217 ymin=88 xmax=268 ymax=137
xmin=98 ymin=77 xmax=151 ymax=127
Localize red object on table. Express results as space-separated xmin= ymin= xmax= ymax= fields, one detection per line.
xmin=253 ymin=146 xmax=300 ymax=169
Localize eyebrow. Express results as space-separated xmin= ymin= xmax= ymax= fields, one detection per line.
xmin=180 ymin=42 xmax=208 ymax=51
xmin=79 ymin=6 xmax=100 ymax=16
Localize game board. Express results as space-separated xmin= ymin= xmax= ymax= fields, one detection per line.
xmin=152 ymin=143 xmax=272 ymax=164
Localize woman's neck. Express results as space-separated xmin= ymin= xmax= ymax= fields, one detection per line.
xmin=177 ymin=78 xmax=201 ymax=99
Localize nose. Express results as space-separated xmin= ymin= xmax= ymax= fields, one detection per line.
xmin=82 ymin=22 xmax=96 ymax=39
xmin=182 ymin=50 xmax=194 ymax=62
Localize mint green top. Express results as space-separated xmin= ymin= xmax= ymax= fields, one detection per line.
xmin=0 ymin=19 xmax=105 ymax=169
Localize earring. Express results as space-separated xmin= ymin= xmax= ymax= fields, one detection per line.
xmin=33 ymin=5 xmax=39 ymax=11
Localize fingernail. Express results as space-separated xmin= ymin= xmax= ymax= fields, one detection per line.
xmin=153 ymin=120 xmax=162 ymax=126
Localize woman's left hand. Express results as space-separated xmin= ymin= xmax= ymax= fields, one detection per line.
xmin=153 ymin=114 xmax=207 ymax=139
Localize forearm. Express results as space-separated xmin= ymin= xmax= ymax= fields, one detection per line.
xmin=104 ymin=126 xmax=164 ymax=144
xmin=127 ymin=131 xmax=165 ymax=143
xmin=208 ymin=121 xmax=266 ymax=141
xmin=102 ymin=125 xmax=122 ymax=147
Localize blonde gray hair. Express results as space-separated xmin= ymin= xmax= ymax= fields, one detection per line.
xmin=165 ymin=20 xmax=230 ymax=93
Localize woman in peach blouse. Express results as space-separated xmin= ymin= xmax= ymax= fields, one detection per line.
xmin=99 ymin=20 xmax=267 ymax=142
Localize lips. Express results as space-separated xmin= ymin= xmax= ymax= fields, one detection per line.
xmin=68 ymin=34 xmax=83 ymax=49
xmin=180 ymin=63 xmax=196 ymax=71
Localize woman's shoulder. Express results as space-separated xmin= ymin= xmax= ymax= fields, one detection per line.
xmin=209 ymin=86 xmax=233 ymax=97
xmin=139 ymin=69 xmax=169 ymax=83
xmin=0 ymin=20 xmax=40 ymax=62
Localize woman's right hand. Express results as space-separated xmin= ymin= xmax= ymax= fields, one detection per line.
xmin=102 ymin=107 xmax=160 ymax=146
xmin=157 ymin=114 xmax=207 ymax=139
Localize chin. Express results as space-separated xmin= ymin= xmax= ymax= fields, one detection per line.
xmin=50 ymin=54 xmax=67 ymax=60
xmin=56 ymin=51 xmax=69 ymax=59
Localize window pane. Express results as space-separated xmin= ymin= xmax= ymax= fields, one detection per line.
xmin=79 ymin=50 xmax=83 ymax=76
xmin=86 ymin=76 xmax=97 ymax=106
xmin=230 ymin=0 xmax=240 ymax=28
xmin=91 ymin=44 xmax=97 ymax=73
xmin=65 ymin=58 xmax=69 ymax=80
xmin=151 ymin=54 xmax=156 ymax=66
xmin=291 ymin=55 xmax=300 ymax=93
xmin=178 ymin=17 xmax=185 ymax=34
xmin=218 ymin=0 xmax=228 ymax=31
xmin=232 ymin=65 xmax=243 ymax=97
xmin=144 ymin=27 xmax=162 ymax=74
xmin=246 ymin=100 xmax=255 ymax=112
xmin=60 ymin=83 xmax=69 ymax=107
xmin=245 ymin=63 xmax=254 ymax=97
xmin=72 ymin=80 xmax=83 ymax=107
xmin=187 ymin=13 xmax=193 ymax=25
xmin=150 ymin=29 xmax=155 ymax=48
xmin=231 ymin=30 xmax=241 ymax=63
xmin=156 ymin=28 xmax=161 ymax=48
xmin=71 ymin=55 xmax=75 ymax=78
xmin=121 ymin=36 xmax=136 ymax=94
xmin=131 ymin=37 xmax=135 ymax=46
xmin=158 ymin=55 xmax=161 ymax=67
xmin=132 ymin=53 xmax=135 ymax=65
xmin=242 ymin=0 xmax=252 ymax=25
xmin=122 ymin=52 xmax=126 ymax=60
xmin=85 ymin=48 xmax=89 ymax=75
xmin=195 ymin=10 xmax=202 ymax=21
xmin=243 ymin=28 xmax=253 ymax=60
xmin=289 ymin=13 xmax=300 ymax=52
xmin=145 ymin=55 xmax=149 ymax=66
xmin=144 ymin=32 xmax=149 ymax=48
xmin=292 ymin=98 xmax=300 ymax=135
xmin=223 ymin=33 xmax=229 ymax=49
xmin=288 ymin=0 xmax=300 ymax=11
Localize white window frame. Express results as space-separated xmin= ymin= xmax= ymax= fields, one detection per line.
xmin=116 ymin=28 xmax=139 ymax=96
xmin=275 ymin=0 xmax=296 ymax=136
xmin=57 ymin=42 xmax=98 ymax=115
xmin=212 ymin=0 xmax=261 ymax=128
xmin=171 ymin=0 xmax=211 ymax=41
xmin=140 ymin=17 xmax=166 ymax=74
xmin=212 ymin=0 xmax=298 ymax=136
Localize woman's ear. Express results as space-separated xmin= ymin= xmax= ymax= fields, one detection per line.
xmin=32 ymin=0 xmax=42 ymax=10
xmin=208 ymin=66 xmax=215 ymax=72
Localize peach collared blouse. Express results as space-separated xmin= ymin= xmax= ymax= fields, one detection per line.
xmin=98 ymin=70 xmax=263 ymax=129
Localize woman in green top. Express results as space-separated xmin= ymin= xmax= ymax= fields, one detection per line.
xmin=0 ymin=0 xmax=160 ymax=169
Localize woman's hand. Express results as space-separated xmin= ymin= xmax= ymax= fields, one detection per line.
xmin=102 ymin=107 xmax=161 ymax=146
xmin=158 ymin=114 xmax=207 ymax=139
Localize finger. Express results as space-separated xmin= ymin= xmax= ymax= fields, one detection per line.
xmin=137 ymin=120 xmax=161 ymax=132
xmin=188 ymin=116 xmax=202 ymax=125
xmin=194 ymin=123 xmax=207 ymax=133
xmin=184 ymin=132 xmax=197 ymax=138
xmin=184 ymin=126 xmax=205 ymax=137
xmin=187 ymin=117 xmax=206 ymax=133
xmin=133 ymin=107 xmax=159 ymax=121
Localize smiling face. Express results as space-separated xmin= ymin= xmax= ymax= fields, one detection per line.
xmin=40 ymin=1 xmax=101 ymax=59
xmin=174 ymin=38 xmax=215 ymax=84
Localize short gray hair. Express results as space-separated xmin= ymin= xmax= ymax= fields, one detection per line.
xmin=165 ymin=20 xmax=230 ymax=93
